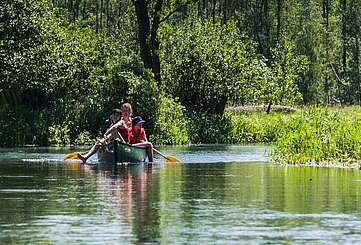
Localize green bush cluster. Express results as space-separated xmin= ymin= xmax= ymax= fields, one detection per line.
xmin=151 ymin=96 xmax=189 ymax=145
xmin=49 ymin=124 xmax=71 ymax=146
xmin=0 ymin=1 xmax=160 ymax=147
xmin=187 ymin=112 xmax=232 ymax=144
xmin=230 ymin=113 xmax=283 ymax=143
xmin=159 ymin=19 xmax=272 ymax=113
xmin=273 ymin=107 xmax=361 ymax=164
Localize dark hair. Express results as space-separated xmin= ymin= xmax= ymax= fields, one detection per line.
xmin=106 ymin=109 xmax=122 ymax=125
xmin=111 ymin=108 xmax=122 ymax=115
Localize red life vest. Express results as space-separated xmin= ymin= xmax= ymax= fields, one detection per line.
xmin=130 ymin=128 xmax=145 ymax=144
xmin=119 ymin=127 xmax=131 ymax=143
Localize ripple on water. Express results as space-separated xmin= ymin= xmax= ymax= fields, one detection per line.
xmin=0 ymin=175 xmax=35 ymax=178
xmin=27 ymin=214 xmax=137 ymax=244
xmin=155 ymin=200 xmax=361 ymax=244
xmin=0 ymin=189 xmax=48 ymax=193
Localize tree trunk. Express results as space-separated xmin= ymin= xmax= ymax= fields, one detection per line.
xmin=266 ymin=102 xmax=272 ymax=114
xmin=96 ymin=0 xmax=99 ymax=32
xmin=133 ymin=0 xmax=163 ymax=84
xmin=100 ymin=0 xmax=103 ymax=30
xmin=74 ymin=0 xmax=79 ymax=20
xmin=82 ymin=1 xmax=86 ymax=20
xmin=323 ymin=0 xmax=330 ymax=103
xmin=133 ymin=0 xmax=153 ymax=69
xmin=203 ymin=0 xmax=206 ymax=18
xmin=222 ymin=0 xmax=227 ymax=24
xmin=106 ymin=0 xmax=110 ymax=34
xmin=117 ymin=2 xmax=122 ymax=29
xmin=356 ymin=37 xmax=360 ymax=104
xmin=150 ymin=0 xmax=163 ymax=84
xmin=212 ymin=0 xmax=216 ymax=24
xmin=263 ymin=0 xmax=271 ymax=60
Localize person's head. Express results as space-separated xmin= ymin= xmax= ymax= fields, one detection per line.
xmin=121 ymin=103 xmax=132 ymax=118
xmin=110 ymin=108 xmax=122 ymax=124
xmin=132 ymin=116 xmax=145 ymax=130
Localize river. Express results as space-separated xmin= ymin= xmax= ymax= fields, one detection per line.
xmin=1 ymin=145 xmax=361 ymax=244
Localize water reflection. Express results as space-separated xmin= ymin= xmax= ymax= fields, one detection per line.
xmin=0 ymin=160 xmax=164 ymax=244
xmin=2 ymin=146 xmax=361 ymax=243
xmin=84 ymin=163 xmax=161 ymax=243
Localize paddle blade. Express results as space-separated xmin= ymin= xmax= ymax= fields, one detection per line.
xmin=165 ymin=156 xmax=180 ymax=163
xmin=63 ymin=152 xmax=80 ymax=160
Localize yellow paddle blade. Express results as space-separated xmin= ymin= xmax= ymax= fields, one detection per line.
xmin=165 ymin=156 xmax=180 ymax=163
xmin=63 ymin=152 xmax=80 ymax=160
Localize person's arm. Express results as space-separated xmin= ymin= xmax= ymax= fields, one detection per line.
xmin=143 ymin=131 xmax=148 ymax=142
xmin=104 ymin=120 xmax=125 ymax=136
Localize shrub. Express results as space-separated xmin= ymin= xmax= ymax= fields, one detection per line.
xmin=151 ymin=96 xmax=189 ymax=145
xmin=49 ymin=123 xmax=71 ymax=146
xmin=187 ymin=112 xmax=232 ymax=144
xmin=159 ymin=19 xmax=271 ymax=113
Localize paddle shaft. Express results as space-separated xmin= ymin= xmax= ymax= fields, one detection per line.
xmin=153 ymin=148 xmax=168 ymax=159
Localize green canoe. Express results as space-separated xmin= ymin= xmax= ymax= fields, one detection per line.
xmin=97 ymin=140 xmax=148 ymax=163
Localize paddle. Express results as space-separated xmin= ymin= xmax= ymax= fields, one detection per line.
xmin=153 ymin=148 xmax=180 ymax=163
xmin=63 ymin=151 xmax=81 ymax=160
xmin=63 ymin=137 xmax=108 ymax=161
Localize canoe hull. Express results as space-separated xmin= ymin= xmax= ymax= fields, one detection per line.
xmin=97 ymin=141 xmax=147 ymax=163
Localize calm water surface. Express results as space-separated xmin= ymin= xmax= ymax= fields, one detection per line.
xmin=1 ymin=145 xmax=361 ymax=244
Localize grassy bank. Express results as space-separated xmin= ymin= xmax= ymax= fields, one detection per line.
xmin=272 ymin=107 xmax=361 ymax=165
xmin=187 ymin=106 xmax=361 ymax=166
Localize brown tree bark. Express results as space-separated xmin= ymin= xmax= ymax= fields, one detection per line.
xmin=150 ymin=0 xmax=163 ymax=83
xmin=212 ymin=0 xmax=216 ymax=24
xmin=100 ymin=0 xmax=103 ymax=30
xmin=132 ymin=0 xmax=163 ymax=84
xmin=323 ymin=0 xmax=330 ymax=103
xmin=132 ymin=0 xmax=194 ymax=84
xmin=355 ymin=37 xmax=360 ymax=103
xmin=132 ymin=0 xmax=153 ymax=69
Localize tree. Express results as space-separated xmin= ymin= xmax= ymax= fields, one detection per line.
xmin=160 ymin=20 xmax=271 ymax=113
xmin=131 ymin=0 xmax=195 ymax=84
xmin=270 ymin=38 xmax=309 ymax=105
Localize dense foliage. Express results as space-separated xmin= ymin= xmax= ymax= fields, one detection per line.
xmin=160 ymin=20 xmax=271 ymax=113
xmin=1 ymin=0 xmax=361 ymax=157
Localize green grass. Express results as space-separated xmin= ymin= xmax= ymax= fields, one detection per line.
xmin=228 ymin=106 xmax=361 ymax=165
xmin=271 ymin=107 xmax=361 ymax=165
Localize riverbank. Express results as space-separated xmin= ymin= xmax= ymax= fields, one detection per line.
xmin=271 ymin=106 xmax=361 ymax=166
xmin=2 ymin=105 xmax=361 ymax=166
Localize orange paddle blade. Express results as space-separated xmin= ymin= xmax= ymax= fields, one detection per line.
xmin=63 ymin=152 xmax=80 ymax=160
xmin=165 ymin=156 xmax=180 ymax=163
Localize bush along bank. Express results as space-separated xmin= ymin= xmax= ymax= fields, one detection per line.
xmin=272 ymin=107 xmax=361 ymax=166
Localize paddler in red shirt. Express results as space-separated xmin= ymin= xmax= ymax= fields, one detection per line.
xmin=130 ymin=116 xmax=154 ymax=162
